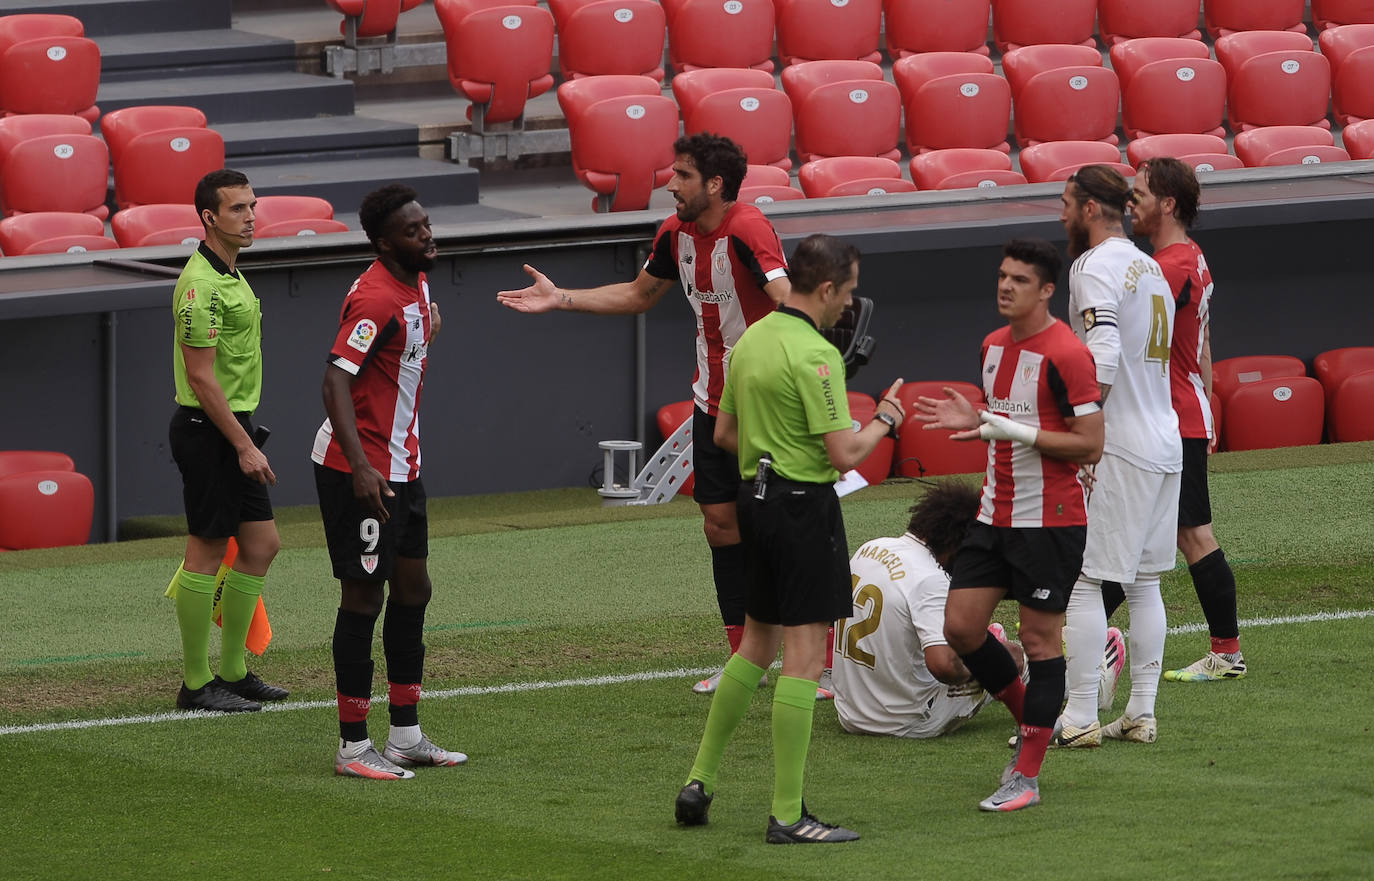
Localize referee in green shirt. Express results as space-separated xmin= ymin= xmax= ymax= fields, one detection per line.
xmin=675 ymin=234 xmax=907 ymax=843
xmin=166 ymin=169 xmax=288 ymax=713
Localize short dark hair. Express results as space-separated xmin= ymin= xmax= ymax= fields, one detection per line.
xmin=673 ymin=132 xmax=748 ymax=201
xmin=906 ymin=480 xmax=981 ymax=561
xmin=788 ymin=233 xmax=860 ymax=294
xmin=194 ymin=168 xmax=251 ymax=224
xmin=1067 ymin=164 xmax=1131 ymax=220
xmin=358 ymin=183 xmax=419 ymax=249
xmin=1002 ymin=238 xmax=1062 ymax=287
xmin=1138 ymin=156 xmax=1201 ymax=227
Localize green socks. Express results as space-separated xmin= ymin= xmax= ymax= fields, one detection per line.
xmin=686 ymin=653 xmax=766 ymax=793
xmin=218 ymin=569 xmax=264 ymax=682
xmin=173 ymin=568 xmax=216 ymax=690
xmin=771 ymin=675 xmax=819 ymax=826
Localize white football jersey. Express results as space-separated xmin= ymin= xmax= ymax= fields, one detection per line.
xmin=1068 ymin=237 xmax=1182 ymax=472
xmin=832 ymin=534 xmax=984 ymax=738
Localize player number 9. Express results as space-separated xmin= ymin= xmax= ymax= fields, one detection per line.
xmin=360 ymin=518 xmax=380 ymax=553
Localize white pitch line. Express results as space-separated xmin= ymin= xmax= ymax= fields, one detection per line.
xmin=4 ymin=608 xmax=1372 ymax=738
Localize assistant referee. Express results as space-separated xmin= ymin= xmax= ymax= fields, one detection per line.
xmin=675 ymin=234 xmax=906 ymax=844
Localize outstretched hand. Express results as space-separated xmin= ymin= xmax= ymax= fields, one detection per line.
xmin=496 ymin=264 xmax=561 ymax=313
xmin=912 ymin=387 xmax=983 ymax=440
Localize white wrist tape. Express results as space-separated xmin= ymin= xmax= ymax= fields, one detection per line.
xmin=978 ymin=411 xmax=1038 ymax=446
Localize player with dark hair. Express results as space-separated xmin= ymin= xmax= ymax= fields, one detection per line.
xmin=914 ymin=238 xmax=1103 ymax=811
xmin=675 ymin=233 xmax=906 ymax=843
xmin=1132 ymin=157 xmax=1246 ymax=682
xmin=166 ymin=168 xmax=289 ymax=713
xmin=497 ymin=133 xmax=839 ymax=699
xmin=1056 ymin=165 xmax=1181 ymax=747
xmin=313 ymin=183 xmax=465 ymax=780
xmin=833 ymin=481 xmax=1031 ymax=739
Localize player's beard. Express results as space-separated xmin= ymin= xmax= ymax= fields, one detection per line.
xmin=397 ymin=250 xmax=437 ymax=274
xmin=1066 ymin=218 xmax=1090 ymax=257
xmin=675 ymin=189 xmax=710 ymax=223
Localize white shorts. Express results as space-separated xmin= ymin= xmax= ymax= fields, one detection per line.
xmin=1081 ymin=452 xmax=1181 ymax=583
xmin=836 ymin=689 xmax=990 ymax=740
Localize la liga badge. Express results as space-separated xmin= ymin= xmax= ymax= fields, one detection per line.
xmin=347 ymin=319 xmax=378 ymax=352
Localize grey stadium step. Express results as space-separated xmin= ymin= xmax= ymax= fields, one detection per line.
xmin=232 ymin=156 xmax=479 ymax=209
xmin=96 ymin=71 xmax=355 ymax=124
xmin=0 ymin=0 xmax=230 ymax=35
xmin=218 ymin=116 xmax=421 ymax=164
xmin=94 ymin=29 xmax=298 ymax=82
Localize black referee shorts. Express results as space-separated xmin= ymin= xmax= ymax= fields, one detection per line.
xmin=1178 ymin=437 xmax=1214 ymax=528
xmin=169 ymin=406 xmax=272 ymax=539
xmin=315 ymin=463 xmax=428 ymax=582
xmin=737 ymin=478 xmax=852 ymax=626
xmin=692 ymin=406 xmax=743 ymax=505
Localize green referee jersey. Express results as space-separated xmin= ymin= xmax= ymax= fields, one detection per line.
xmin=720 ymin=306 xmax=851 ymax=484
xmin=172 ymin=243 xmax=263 ymax=412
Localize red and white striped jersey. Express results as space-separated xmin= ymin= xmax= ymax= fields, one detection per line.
xmin=644 ymin=202 xmax=787 ymax=415
xmin=1156 ymin=239 xmax=1215 ymax=441
xmin=977 ymin=320 xmax=1101 ymax=527
xmin=312 ymin=261 xmax=431 ymax=481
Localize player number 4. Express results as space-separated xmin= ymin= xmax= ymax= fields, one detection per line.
xmin=1146 ymin=293 xmax=1171 ymax=375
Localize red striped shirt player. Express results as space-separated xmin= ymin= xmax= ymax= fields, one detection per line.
xmin=914 ymin=238 xmax=1103 ymax=812
xmin=1130 ymin=157 xmax=1246 ymax=682
xmin=313 ymin=183 xmax=467 ymax=780
xmin=497 ymin=133 xmax=813 ymax=696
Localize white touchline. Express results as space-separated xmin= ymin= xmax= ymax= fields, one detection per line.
xmin=4 ymin=608 xmax=1373 ymax=738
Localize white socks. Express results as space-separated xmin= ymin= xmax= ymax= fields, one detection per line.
xmin=388 ymin=724 xmax=422 ymax=749
xmin=1123 ymin=576 xmax=1166 ymax=719
xmin=1062 ymin=577 xmax=1107 ymax=729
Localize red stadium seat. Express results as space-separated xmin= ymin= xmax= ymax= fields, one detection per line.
xmin=1126 ymin=133 xmax=1228 ymax=166
xmin=1318 ymin=23 xmax=1374 ymax=72
xmin=1234 ymin=125 xmax=1335 ymax=165
xmin=257 ymin=218 xmax=352 ymax=238
xmin=0 ymin=134 xmax=108 ymax=220
xmin=1204 ymin=0 xmax=1309 ymax=39
xmin=798 ymin=156 xmax=908 ymax=197
xmin=1177 ymin=152 xmax=1245 ymax=172
xmin=1214 ymin=30 xmax=1315 ymax=77
xmin=774 ymin=0 xmax=882 ymax=67
xmin=0 ymin=449 xmax=75 ymax=478
xmin=1211 ymin=354 xmax=1307 ymax=404
xmin=0 ymin=113 xmax=90 ymax=168
xmin=883 ymin=0 xmax=990 ymax=58
xmin=0 ymin=211 xmax=103 ymax=255
xmin=742 ymin=164 xmax=791 ymax=187
xmin=326 ymin=0 xmax=409 ymax=40
xmin=900 ymin=72 xmax=1012 ymax=154
xmin=991 ymin=0 xmax=1097 ymax=53
xmin=1019 ymin=140 xmax=1124 ymax=183
xmin=0 ymin=469 xmax=94 ymax=550
xmin=99 ymin=105 xmax=208 ymax=168
xmin=1332 ymin=46 xmax=1374 ymax=123
xmin=551 ymin=0 xmax=666 ymax=81
xmin=1313 ymin=345 xmax=1374 ymax=410
xmin=253 ymin=195 xmax=335 ymax=227
xmin=1229 ymin=50 xmax=1333 ymax=133
xmin=1001 ymin=44 xmax=1103 ymax=99
xmin=135 ymin=226 xmax=205 ymax=248
xmin=436 ymin=0 xmax=556 ymax=129
xmin=15 ymin=233 xmax=118 ymax=255
xmin=114 ymin=127 xmax=226 ymax=210
xmin=667 ymin=0 xmax=776 ymax=74
xmin=563 ymin=92 xmax=679 ymax=211
xmin=930 ymin=167 xmax=1028 ymax=189
xmin=1221 ymin=376 xmax=1324 ymax=452
xmin=683 ymin=87 xmax=794 ymax=170
xmin=0 ymin=36 xmax=101 ymax=122
xmin=1343 ymin=118 xmax=1374 ymax=158
xmin=894 ymin=381 xmax=989 ymax=477
xmin=791 ymin=79 xmax=901 ymax=163
xmin=738 ymin=184 xmax=806 ymax=203
xmin=892 ymin=51 xmax=995 ymax=93
xmin=671 ymin=67 xmax=775 ymax=119
xmin=1258 ymin=143 xmax=1351 ymax=166
xmin=1098 ymin=0 xmax=1202 ymax=46
xmin=780 ymin=58 xmax=885 ymax=104
xmin=1121 ymin=57 xmax=1227 ymax=139
xmin=846 ymin=392 xmax=895 ymax=485
xmin=1013 ymin=66 xmax=1121 ymax=147
xmin=909 ymin=148 xmax=1014 ymax=188
xmin=1328 ymin=369 xmax=1374 ymax=442
xmin=1314 ymin=0 xmax=1374 ymax=30
xmin=1108 ymin=37 xmax=1212 ymax=91
xmin=655 ymin=400 xmax=695 ymax=497
xmin=0 ymin=14 xmax=83 ymax=47
xmin=110 ymin=203 xmax=201 ymax=248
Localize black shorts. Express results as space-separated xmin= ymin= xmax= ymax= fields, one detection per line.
xmin=693 ymin=406 xmax=743 ymax=505
xmin=1178 ymin=437 xmax=1213 ymax=528
xmin=169 ymin=406 xmax=272 ymax=539
xmin=736 ymin=479 xmax=852 ymax=626
xmin=315 ymin=463 xmax=428 ymax=582
xmin=948 ymin=521 xmax=1086 ymax=613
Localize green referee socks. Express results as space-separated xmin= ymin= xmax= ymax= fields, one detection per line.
xmin=218 ymin=569 xmax=265 ymax=683
xmin=686 ymin=653 xmax=766 ymax=793
xmin=173 ymin=568 xmax=217 ymax=690
xmin=771 ymin=675 xmax=819 ymax=826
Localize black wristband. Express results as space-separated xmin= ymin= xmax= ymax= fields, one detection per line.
xmin=874 ymin=410 xmax=899 ymax=439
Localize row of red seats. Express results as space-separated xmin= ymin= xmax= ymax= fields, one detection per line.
xmin=0 ymin=14 xmax=99 ymax=122
xmin=0 ymin=450 xmax=93 ymax=550
xmin=1210 ymin=348 xmax=1374 ymax=450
